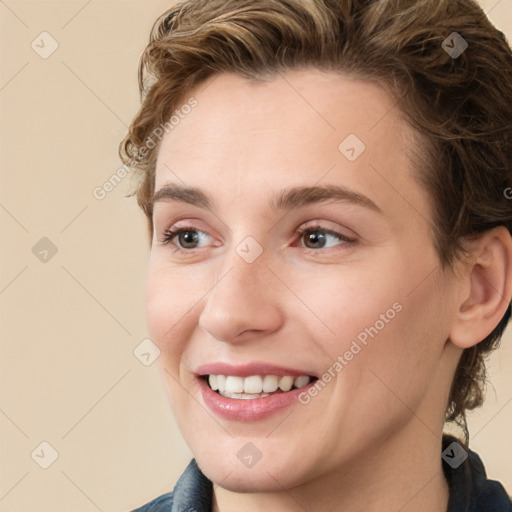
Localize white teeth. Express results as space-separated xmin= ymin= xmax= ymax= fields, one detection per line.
xmin=225 ymin=376 xmax=244 ymax=393
xmin=206 ymin=374 xmax=312 ymax=398
xmin=278 ymin=376 xmax=294 ymax=392
xmin=216 ymin=375 xmax=226 ymax=392
xmin=221 ymin=391 xmax=271 ymax=399
xmin=208 ymin=375 xmax=218 ymax=391
xmin=244 ymin=375 xmax=263 ymax=394
xmin=262 ymin=375 xmax=279 ymax=393
xmin=293 ymin=376 xmax=311 ymax=388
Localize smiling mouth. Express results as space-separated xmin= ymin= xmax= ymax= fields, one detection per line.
xmin=202 ymin=374 xmax=318 ymax=399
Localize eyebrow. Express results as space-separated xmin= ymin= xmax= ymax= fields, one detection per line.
xmin=151 ymin=183 xmax=382 ymax=214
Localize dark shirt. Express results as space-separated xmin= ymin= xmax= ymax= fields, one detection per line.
xmin=131 ymin=435 xmax=512 ymax=511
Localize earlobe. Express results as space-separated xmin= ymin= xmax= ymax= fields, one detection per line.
xmin=449 ymin=226 xmax=512 ymax=349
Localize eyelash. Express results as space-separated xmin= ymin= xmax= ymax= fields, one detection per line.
xmin=160 ymin=224 xmax=355 ymax=254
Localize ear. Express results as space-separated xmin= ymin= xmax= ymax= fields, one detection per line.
xmin=449 ymin=226 xmax=512 ymax=349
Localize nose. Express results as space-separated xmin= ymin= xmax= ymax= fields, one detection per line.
xmin=198 ymin=248 xmax=284 ymax=343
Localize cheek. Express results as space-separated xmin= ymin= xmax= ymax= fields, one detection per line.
xmin=338 ymin=275 xmax=449 ymax=433
xmin=145 ymin=266 xmax=202 ymax=414
xmin=144 ymin=262 xmax=201 ymax=360
xmin=291 ymin=252 xmax=447 ymax=413
xmin=286 ymin=263 xmax=402 ymax=352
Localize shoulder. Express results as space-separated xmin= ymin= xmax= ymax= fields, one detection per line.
xmin=443 ymin=435 xmax=512 ymax=512
xmin=129 ymin=458 xmax=212 ymax=512
xmin=467 ymin=448 xmax=512 ymax=511
xmin=130 ymin=492 xmax=173 ymax=512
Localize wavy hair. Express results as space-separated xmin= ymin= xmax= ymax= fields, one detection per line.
xmin=120 ymin=0 xmax=512 ymax=443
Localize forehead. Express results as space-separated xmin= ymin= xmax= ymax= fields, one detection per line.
xmin=153 ymin=69 xmax=427 ymax=222
xmin=156 ymin=69 xmax=403 ymax=163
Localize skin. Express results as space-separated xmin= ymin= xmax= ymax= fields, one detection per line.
xmin=145 ymin=69 xmax=512 ymax=512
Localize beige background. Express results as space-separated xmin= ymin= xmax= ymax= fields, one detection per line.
xmin=0 ymin=1 xmax=511 ymax=511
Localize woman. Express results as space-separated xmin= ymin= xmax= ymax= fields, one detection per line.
xmin=120 ymin=0 xmax=512 ymax=510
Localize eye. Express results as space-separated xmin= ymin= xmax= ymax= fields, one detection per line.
xmin=296 ymin=224 xmax=354 ymax=250
xmin=159 ymin=223 xmax=355 ymax=253
xmin=160 ymin=226 xmax=213 ymax=251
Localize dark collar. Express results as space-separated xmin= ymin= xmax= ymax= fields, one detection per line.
xmin=170 ymin=458 xmax=212 ymax=512
xmin=443 ymin=434 xmax=512 ymax=511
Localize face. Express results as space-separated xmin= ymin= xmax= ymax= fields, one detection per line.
xmin=146 ymin=69 xmax=460 ymax=492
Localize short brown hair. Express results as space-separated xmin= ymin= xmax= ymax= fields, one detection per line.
xmin=120 ymin=0 xmax=512 ymax=441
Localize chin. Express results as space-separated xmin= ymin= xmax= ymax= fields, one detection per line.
xmin=195 ymin=449 xmax=315 ymax=493
xmin=201 ymin=463 xmax=302 ymax=493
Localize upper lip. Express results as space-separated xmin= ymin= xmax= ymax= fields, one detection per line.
xmin=195 ymin=361 xmax=318 ymax=378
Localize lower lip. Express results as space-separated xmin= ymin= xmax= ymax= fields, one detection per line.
xmin=198 ymin=377 xmax=317 ymax=422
